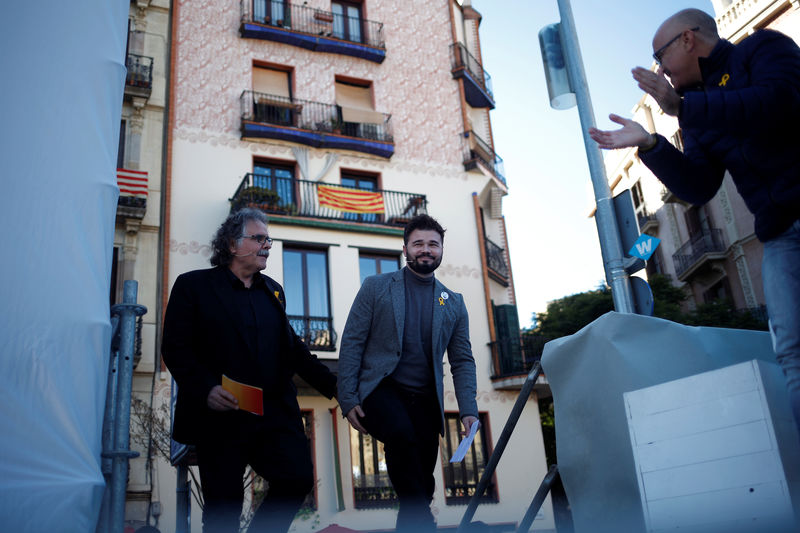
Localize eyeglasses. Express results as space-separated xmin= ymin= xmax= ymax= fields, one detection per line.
xmin=243 ymin=234 xmax=273 ymax=245
xmin=653 ymin=27 xmax=699 ymax=65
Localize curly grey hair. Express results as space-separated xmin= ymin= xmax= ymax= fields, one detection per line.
xmin=210 ymin=208 xmax=268 ymax=267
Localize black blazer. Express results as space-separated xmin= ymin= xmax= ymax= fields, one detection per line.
xmin=162 ymin=266 xmax=336 ymax=444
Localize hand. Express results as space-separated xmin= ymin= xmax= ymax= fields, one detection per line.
xmin=632 ymin=66 xmax=681 ymax=116
xmin=589 ymin=114 xmax=654 ymax=150
xmin=346 ymin=405 xmax=368 ymax=434
xmin=461 ymin=415 xmax=479 ymax=436
xmin=207 ymin=385 xmax=238 ymax=411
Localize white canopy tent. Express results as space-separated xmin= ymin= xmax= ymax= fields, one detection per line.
xmin=0 ymin=2 xmax=128 ymax=531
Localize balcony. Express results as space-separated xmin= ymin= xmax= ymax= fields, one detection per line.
xmin=450 ymin=43 xmax=494 ymax=109
xmin=116 ymin=168 xmax=148 ymax=219
xmin=230 ymin=173 xmax=427 ymax=228
xmin=485 ymin=237 xmax=509 ymax=286
xmin=288 ymin=315 xmax=336 ymax=351
xmin=490 ymin=333 xmax=551 ymax=392
xmin=660 ymin=186 xmax=689 ymax=206
xmin=240 ymin=0 xmax=385 ymax=63
xmin=672 ymin=228 xmax=727 ymax=281
xmin=637 ymin=210 xmax=659 ymax=233
xmin=124 ymin=54 xmax=153 ymax=100
xmin=461 ymin=131 xmax=506 ymax=187
xmin=241 ymin=91 xmax=394 ymax=158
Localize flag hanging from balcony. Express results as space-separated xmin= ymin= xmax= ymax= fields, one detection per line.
xmin=116 ymin=168 xmax=148 ymax=197
xmin=317 ymin=185 xmax=385 ymax=214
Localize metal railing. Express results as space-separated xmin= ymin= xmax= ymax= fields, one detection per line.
xmin=485 ymin=237 xmax=509 ymax=280
xmin=241 ymin=90 xmax=393 ymax=143
xmin=637 ymin=210 xmax=658 ymax=230
xmin=353 ymin=485 xmax=398 ymax=509
xmin=450 ymin=42 xmax=493 ymax=100
xmin=288 ymin=315 xmax=337 ymax=351
xmin=230 ymin=173 xmax=426 ymax=226
xmin=462 ymin=130 xmax=506 ymax=185
xmin=492 ymin=334 xmax=548 ymax=377
xmin=241 ymin=0 xmax=385 ymax=49
xmin=96 ymin=281 xmax=147 ymax=533
xmin=672 ymin=228 xmax=726 ymax=278
xmin=125 ymin=54 xmax=153 ymax=89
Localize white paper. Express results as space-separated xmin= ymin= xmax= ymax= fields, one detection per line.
xmin=449 ymin=420 xmax=481 ymax=463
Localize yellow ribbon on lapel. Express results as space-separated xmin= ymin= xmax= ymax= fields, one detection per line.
xmin=718 ymin=73 xmax=730 ymax=86
xmin=438 ymin=297 xmax=445 ymax=306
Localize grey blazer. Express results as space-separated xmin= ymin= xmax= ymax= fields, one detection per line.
xmin=337 ymin=268 xmax=478 ymax=432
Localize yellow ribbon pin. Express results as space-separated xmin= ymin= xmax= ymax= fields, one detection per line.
xmin=274 ymin=291 xmax=281 ymax=300
xmin=438 ymin=297 xmax=445 ymax=306
xmin=718 ymin=73 xmax=730 ymax=86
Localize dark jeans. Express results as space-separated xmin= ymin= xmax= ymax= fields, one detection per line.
xmin=195 ymin=414 xmax=312 ymax=533
xmin=361 ymin=379 xmax=442 ymax=533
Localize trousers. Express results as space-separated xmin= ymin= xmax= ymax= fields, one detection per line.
xmin=361 ymin=379 xmax=442 ymax=533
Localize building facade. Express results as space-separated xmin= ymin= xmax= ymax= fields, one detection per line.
xmin=149 ymin=0 xmax=554 ymax=532
xmin=604 ymin=0 xmax=800 ymax=315
xmin=116 ymin=0 xmax=171 ymax=530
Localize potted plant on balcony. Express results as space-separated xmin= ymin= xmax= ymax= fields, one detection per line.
xmin=233 ymin=186 xmax=283 ymax=213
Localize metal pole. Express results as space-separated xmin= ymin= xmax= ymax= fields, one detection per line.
xmin=457 ymin=363 xmax=542 ymax=532
xmin=96 ymin=317 xmax=121 ymax=533
xmin=556 ymin=0 xmax=635 ymax=313
xmin=175 ymin=462 xmax=191 ymax=533
xmin=108 ymin=281 xmax=146 ymax=532
xmin=516 ymin=464 xmax=560 ymax=533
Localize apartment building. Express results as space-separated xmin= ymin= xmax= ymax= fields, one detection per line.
xmin=150 ymin=0 xmax=553 ymax=531
xmin=604 ymin=0 xmax=800 ymax=314
xmin=114 ymin=0 xmax=171 ymax=530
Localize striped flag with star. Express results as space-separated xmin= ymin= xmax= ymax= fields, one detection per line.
xmin=317 ymin=184 xmax=385 ymax=214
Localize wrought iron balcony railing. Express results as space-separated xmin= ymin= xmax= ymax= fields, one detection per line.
xmin=450 ymin=42 xmax=494 ymax=107
xmin=637 ymin=209 xmax=658 ymax=232
xmin=485 ymin=237 xmax=509 ymax=283
xmin=125 ymin=54 xmax=153 ymax=91
xmin=288 ymin=315 xmax=336 ymax=351
xmin=240 ymin=91 xmax=394 ymax=157
xmin=230 ymin=173 xmax=427 ymax=226
xmin=461 ymin=130 xmax=506 ymax=186
xmin=672 ymin=228 xmax=727 ymax=279
xmin=491 ymin=334 xmax=548 ymax=377
xmin=240 ymin=0 xmax=385 ymax=62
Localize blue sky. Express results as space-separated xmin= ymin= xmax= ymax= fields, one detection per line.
xmin=476 ymin=0 xmax=713 ymax=327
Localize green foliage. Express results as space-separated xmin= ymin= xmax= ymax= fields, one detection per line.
xmin=529 ymin=274 xmax=768 ymax=338
xmin=533 ymin=284 xmax=613 ymax=338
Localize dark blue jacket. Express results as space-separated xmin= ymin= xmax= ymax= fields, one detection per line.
xmin=641 ymin=29 xmax=800 ymax=242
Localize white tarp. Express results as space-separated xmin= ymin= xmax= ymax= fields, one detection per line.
xmin=541 ymin=312 xmax=783 ymax=533
xmin=0 ymin=2 xmax=128 ymax=531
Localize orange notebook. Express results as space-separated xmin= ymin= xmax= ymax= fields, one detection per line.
xmin=221 ymin=374 xmax=264 ymax=416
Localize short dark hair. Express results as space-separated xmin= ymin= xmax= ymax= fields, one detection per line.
xmin=403 ymin=214 xmax=445 ymax=245
xmin=210 ymin=208 xmax=268 ymax=267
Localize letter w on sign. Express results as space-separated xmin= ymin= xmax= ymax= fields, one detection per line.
xmin=629 ymin=234 xmax=661 ymax=261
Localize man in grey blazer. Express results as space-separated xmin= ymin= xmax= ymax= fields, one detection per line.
xmin=338 ymin=214 xmax=479 ymax=532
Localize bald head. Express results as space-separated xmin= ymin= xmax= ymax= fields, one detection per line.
xmin=656 ymin=9 xmax=719 ymax=48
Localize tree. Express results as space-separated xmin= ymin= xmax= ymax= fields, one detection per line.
xmin=533 ymin=284 xmax=614 ymax=339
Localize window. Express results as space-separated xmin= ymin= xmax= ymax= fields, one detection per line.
xmin=631 ymin=180 xmax=644 ymax=211
xmin=117 ymin=120 xmax=126 ymax=169
xmin=331 ymin=1 xmax=362 ymax=42
xmin=334 ymin=80 xmax=385 ymax=138
xmin=253 ymin=0 xmax=290 ymax=26
xmin=441 ymin=412 xmax=497 ymax=504
xmin=283 ymin=248 xmax=335 ymax=350
xmin=253 ymin=160 xmax=295 ymax=212
xmin=703 ymin=277 xmax=732 ymax=304
xmin=358 ymin=253 xmax=400 ymax=285
xmin=340 ymin=171 xmax=379 ymax=223
xmin=350 ymin=425 xmax=397 ymax=508
xmin=252 ymin=66 xmax=294 ymax=126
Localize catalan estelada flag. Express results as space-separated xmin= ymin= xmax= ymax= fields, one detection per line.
xmin=318 ymin=184 xmax=385 ymax=214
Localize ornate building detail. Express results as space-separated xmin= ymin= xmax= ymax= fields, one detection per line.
xmin=437 ymin=263 xmax=481 ymax=279
xmin=730 ymin=243 xmax=758 ymax=308
xmin=169 ymin=238 xmax=212 ymax=257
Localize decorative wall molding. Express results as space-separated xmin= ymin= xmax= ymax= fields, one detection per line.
xmin=169 ymin=238 xmax=212 ymax=257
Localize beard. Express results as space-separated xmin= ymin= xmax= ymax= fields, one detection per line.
xmin=406 ymin=253 xmax=441 ymax=275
